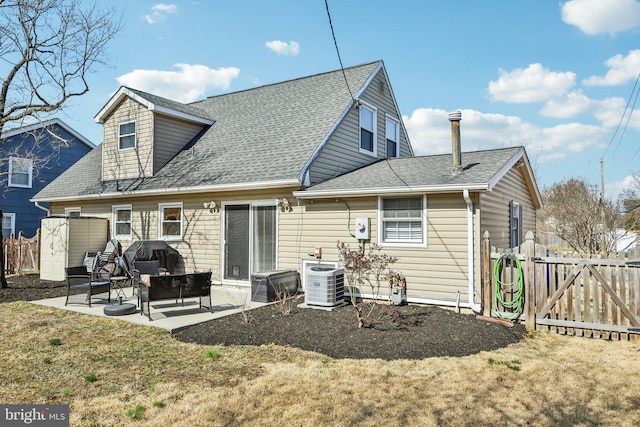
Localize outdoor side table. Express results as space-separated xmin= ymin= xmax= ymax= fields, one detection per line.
xmin=110 ymin=276 xmax=132 ymax=300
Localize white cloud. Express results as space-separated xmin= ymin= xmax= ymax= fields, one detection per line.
xmin=117 ymin=64 xmax=240 ymax=103
xmin=583 ymin=49 xmax=640 ymax=86
xmin=561 ymin=0 xmax=640 ymax=35
xmin=403 ymin=108 xmax=606 ymax=164
xmin=265 ymin=40 xmax=300 ymax=56
xmin=606 ymin=174 xmax=638 ymax=201
xmin=145 ymin=3 xmax=178 ymax=24
xmin=488 ymin=63 xmax=576 ymax=103
xmin=540 ymin=90 xmax=594 ymax=118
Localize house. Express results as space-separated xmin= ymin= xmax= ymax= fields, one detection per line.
xmin=32 ymin=60 xmax=541 ymax=311
xmin=1 ymin=119 xmax=95 ymax=237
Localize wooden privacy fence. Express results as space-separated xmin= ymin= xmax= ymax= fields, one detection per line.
xmin=2 ymin=230 xmax=40 ymax=275
xmin=483 ymin=230 xmax=640 ymax=340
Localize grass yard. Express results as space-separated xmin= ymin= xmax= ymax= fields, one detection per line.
xmin=1 ymin=301 xmax=640 ymax=426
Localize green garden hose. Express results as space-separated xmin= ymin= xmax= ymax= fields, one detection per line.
xmin=492 ymin=253 xmax=524 ymax=320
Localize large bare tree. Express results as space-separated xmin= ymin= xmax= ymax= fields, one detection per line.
xmin=0 ymin=0 xmax=121 ymax=287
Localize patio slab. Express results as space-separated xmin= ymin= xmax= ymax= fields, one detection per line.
xmin=30 ymin=285 xmax=267 ymax=333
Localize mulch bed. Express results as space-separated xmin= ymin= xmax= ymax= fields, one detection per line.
xmin=1 ymin=274 xmax=528 ymax=360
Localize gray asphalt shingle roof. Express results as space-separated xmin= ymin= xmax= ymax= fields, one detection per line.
xmin=296 ymin=147 xmax=525 ymax=196
xmin=33 ymin=61 xmax=382 ymax=201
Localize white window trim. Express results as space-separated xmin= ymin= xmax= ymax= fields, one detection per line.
xmin=158 ymin=202 xmax=183 ymax=241
xmin=377 ymin=195 xmax=428 ymax=248
xmin=8 ymin=157 xmax=33 ymax=188
xmin=385 ymin=114 xmax=400 ymax=158
xmin=118 ymin=120 xmax=137 ymax=150
xmin=112 ymin=204 xmax=133 ymax=241
xmin=358 ymin=101 xmax=377 ymax=157
xmin=2 ymin=213 xmax=15 ymax=237
xmin=65 ymin=207 xmax=81 ymax=217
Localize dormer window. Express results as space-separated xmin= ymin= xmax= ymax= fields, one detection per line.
xmin=119 ymin=121 xmax=136 ymax=150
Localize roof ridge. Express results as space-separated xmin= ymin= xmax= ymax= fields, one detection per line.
xmin=191 ymin=60 xmax=382 ymax=105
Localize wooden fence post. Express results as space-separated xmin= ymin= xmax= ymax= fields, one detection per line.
xmin=522 ymin=231 xmax=536 ymax=331
xmin=482 ymin=231 xmax=491 ymax=316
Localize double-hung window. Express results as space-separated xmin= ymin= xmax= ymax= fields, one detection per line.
xmin=386 ymin=115 xmax=399 ymax=158
xmin=8 ymin=157 xmax=32 ymax=188
xmin=380 ymin=196 xmax=426 ymax=246
xmin=112 ymin=205 xmax=132 ymax=240
xmin=359 ymin=102 xmax=377 ymax=156
xmin=509 ymin=201 xmax=523 ymax=248
xmin=2 ymin=213 xmax=15 ymax=238
xmin=158 ymin=202 xmax=183 ymax=241
xmin=119 ymin=121 xmax=136 ymax=150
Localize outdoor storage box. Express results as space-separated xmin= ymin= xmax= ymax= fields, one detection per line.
xmin=40 ymin=216 xmax=109 ymax=281
xmin=250 ymin=270 xmax=299 ymax=302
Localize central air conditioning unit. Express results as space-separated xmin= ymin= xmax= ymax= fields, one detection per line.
xmin=304 ymin=266 xmax=344 ymax=307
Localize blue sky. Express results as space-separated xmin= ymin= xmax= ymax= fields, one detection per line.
xmin=59 ymin=0 xmax=640 ymax=200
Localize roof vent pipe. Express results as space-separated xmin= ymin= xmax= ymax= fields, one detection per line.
xmin=449 ymin=110 xmax=463 ymax=174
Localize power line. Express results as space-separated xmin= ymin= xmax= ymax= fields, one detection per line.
xmin=603 ymin=71 xmax=640 ymax=160
xmin=324 ymin=0 xmax=354 ymax=101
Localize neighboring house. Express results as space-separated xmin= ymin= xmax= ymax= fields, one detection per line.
xmin=33 ymin=60 xmax=541 ymax=311
xmin=1 ymin=119 xmax=95 ymax=237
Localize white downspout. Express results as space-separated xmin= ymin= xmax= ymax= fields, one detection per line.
xmin=34 ymin=201 xmax=51 ymax=216
xmin=463 ymin=189 xmax=481 ymax=313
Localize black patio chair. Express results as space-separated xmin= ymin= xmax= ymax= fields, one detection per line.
xmin=65 ymin=265 xmax=111 ymax=307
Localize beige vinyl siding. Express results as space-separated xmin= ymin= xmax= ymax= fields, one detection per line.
xmin=101 ymin=97 xmax=154 ymax=181
xmin=279 ymin=194 xmax=472 ymax=304
xmin=308 ymin=70 xmax=412 ymax=185
xmin=479 ymin=165 xmax=537 ymax=249
xmin=153 ymin=114 xmax=207 ymax=174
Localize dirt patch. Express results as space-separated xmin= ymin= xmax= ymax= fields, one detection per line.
xmin=1 ymin=274 xmax=528 ymax=360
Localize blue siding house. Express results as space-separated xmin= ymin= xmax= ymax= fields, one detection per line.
xmin=1 ymin=119 xmax=95 ymax=237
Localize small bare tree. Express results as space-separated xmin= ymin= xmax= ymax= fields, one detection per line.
xmin=538 ymin=177 xmax=625 ymax=256
xmin=337 ymin=241 xmax=397 ymax=328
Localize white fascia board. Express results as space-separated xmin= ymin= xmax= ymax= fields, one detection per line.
xmin=151 ymin=105 xmax=214 ymax=125
xmin=486 ymin=147 xmax=543 ymax=208
xmin=1 ymin=118 xmax=96 ymax=149
xmin=297 ymin=62 xmax=385 ymax=183
xmin=31 ymin=179 xmax=301 ymax=203
xmin=293 ymin=183 xmax=489 ymax=199
xmin=94 ymin=87 xmax=213 ymax=125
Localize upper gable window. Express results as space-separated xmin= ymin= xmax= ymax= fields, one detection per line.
xmin=8 ymin=157 xmax=33 ymax=188
xmin=119 ymin=121 xmax=136 ymax=150
xmin=158 ymin=202 xmax=183 ymax=241
xmin=386 ymin=115 xmax=399 ymax=158
xmin=359 ymin=102 xmax=377 ymax=156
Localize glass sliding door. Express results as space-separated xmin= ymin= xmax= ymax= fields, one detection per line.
xmin=224 ymin=203 xmax=277 ymax=283
xmin=253 ymin=206 xmax=276 ymax=273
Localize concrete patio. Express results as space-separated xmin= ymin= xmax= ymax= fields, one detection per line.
xmin=30 ymin=285 xmax=268 ymax=333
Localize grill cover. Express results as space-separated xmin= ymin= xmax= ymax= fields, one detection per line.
xmin=123 ymin=240 xmax=180 ymax=274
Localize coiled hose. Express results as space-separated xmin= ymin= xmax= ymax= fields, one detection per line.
xmin=492 ymin=253 xmax=524 ymax=320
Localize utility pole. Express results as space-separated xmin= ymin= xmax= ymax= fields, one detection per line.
xmin=600 ymin=159 xmax=607 ymax=254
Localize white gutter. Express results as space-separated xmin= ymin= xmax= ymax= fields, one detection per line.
xmin=31 ymin=179 xmax=301 ymax=203
xmin=34 ymin=201 xmax=51 ymax=216
xmin=463 ymin=189 xmax=481 ymax=313
xmin=294 ymin=183 xmax=489 ymax=199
